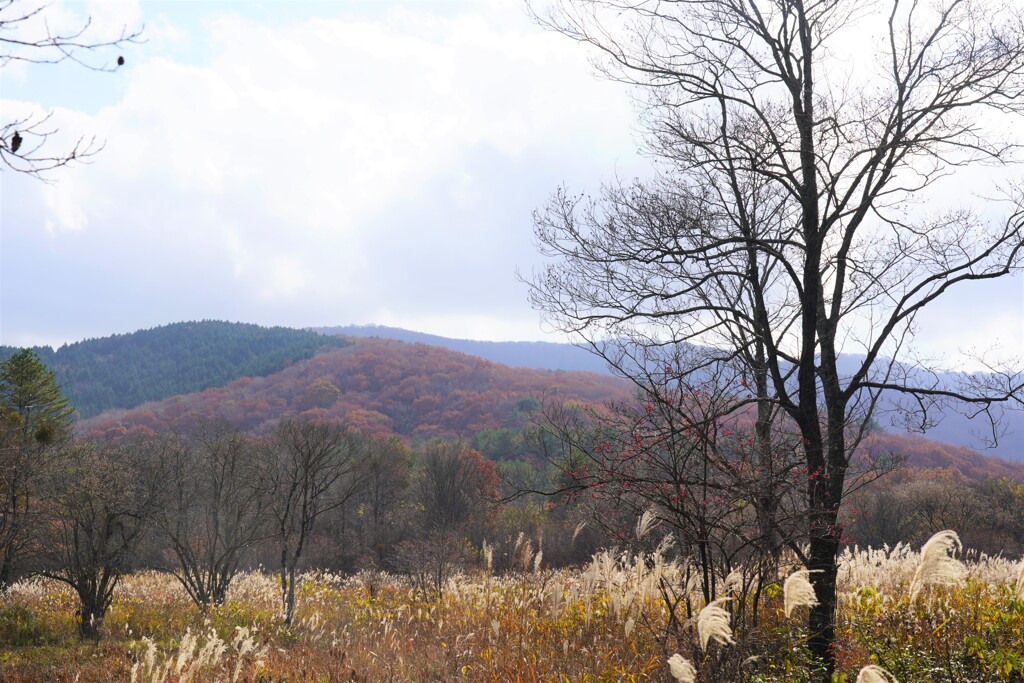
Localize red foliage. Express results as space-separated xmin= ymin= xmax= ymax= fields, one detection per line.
xmin=77 ymin=338 xmax=635 ymax=441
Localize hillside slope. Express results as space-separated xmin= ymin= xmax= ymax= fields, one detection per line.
xmin=315 ymin=325 xmax=1024 ymax=462
xmin=1 ymin=321 xmax=349 ymax=418
xmin=80 ymin=336 xmax=1024 ymax=481
xmin=315 ymin=324 xmax=611 ymax=373
xmin=81 ymin=336 xmax=635 ymax=441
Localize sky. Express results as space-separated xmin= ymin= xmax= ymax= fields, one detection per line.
xmin=1 ymin=0 xmax=1022 ymax=371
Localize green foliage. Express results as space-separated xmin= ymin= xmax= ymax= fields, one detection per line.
xmin=0 ymin=348 xmax=74 ymax=443
xmin=0 ymin=321 xmax=348 ymax=418
xmin=0 ymin=604 xmax=53 ymax=646
xmin=840 ymin=580 xmax=1024 ymax=681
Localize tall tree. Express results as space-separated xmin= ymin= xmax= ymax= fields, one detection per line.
xmin=527 ymin=0 xmax=1024 ymax=673
xmin=0 ymin=348 xmax=74 ymax=586
xmin=271 ymin=419 xmax=367 ymax=625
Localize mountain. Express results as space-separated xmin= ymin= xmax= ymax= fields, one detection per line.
xmin=80 ymin=336 xmax=635 ymax=441
xmin=78 ymin=334 xmax=1024 ymax=481
xmin=314 ymin=325 xmax=1024 ymax=462
xmin=0 ymin=321 xmax=349 ymax=418
xmin=313 ymin=325 xmax=611 ymax=374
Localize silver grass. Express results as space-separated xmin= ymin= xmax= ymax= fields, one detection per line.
xmin=783 ymin=569 xmax=820 ymax=618
xmin=724 ymin=567 xmax=744 ymax=595
xmin=636 ymin=508 xmax=659 ymax=540
xmin=668 ymin=653 xmax=696 ymax=683
xmin=909 ymin=530 xmax=966 ymax=600
xmin=697 ymin=597 xmax=735 ymax=651
xmin=520 ymin=539 xmax=533 ymax=571
xmin=482 ymin=540 xmax=493 ymax=574
xmin=655 ymin=533 xmax=675 ymax=557
xmin=1015 ymin=559 xmax=1024 ymax=601
xmin=571 ymin=520 xmax=588 ymax=544
xmin=856 ymin=664 xmax=899 ymax=683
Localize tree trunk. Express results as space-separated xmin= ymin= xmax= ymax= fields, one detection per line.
xmin=806 ymin=523 xmax=839 ymax=673
xmin=284 ymin=566 xmax=296 ymax=625
xmin=805 ymin=422 xmax=847 ymax=678
xmin=77 ymin=594 xmax=106 ymax=640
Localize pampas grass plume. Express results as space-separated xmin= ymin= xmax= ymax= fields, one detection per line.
xmin=636 ymin=509 xmax=659 ymax=540
xmin=783 ymin=569 xmax=819 ymax=618
xmin=909 ymin=530 xmax=965 ymax=600
xmin=571 ymin=520 xmax=588 ymax=544
xmin=667 ymin=653 xmax=696 ymax=683
xmin=856 ymin=664 xmax=899 ymax=682
xmin=697 ymin=597 xmax=735 ymax=651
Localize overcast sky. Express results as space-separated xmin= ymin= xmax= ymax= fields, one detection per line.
xmin=1 ymin=0 xmax=1022 ymax=370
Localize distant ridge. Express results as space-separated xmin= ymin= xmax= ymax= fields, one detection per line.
xmin=314 ymin=324 xmax=1024 ymax=463
xmin=314 ymin=324 xmax=612 ymax=374
xmin=80 ymin=335 xmax=1024 ymax=481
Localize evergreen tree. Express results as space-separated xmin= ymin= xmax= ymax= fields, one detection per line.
xmin=0 ymin=349 xmax=74 ymax=586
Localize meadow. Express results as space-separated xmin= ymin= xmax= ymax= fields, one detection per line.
xmin=1 ymin=538 xmax=1022 ymax=682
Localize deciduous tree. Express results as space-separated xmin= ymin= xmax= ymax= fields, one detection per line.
xmin=146 ymin=420 xmax=272 ymax=609
xmin=35 ymin=438 xmax=157 ymax=639
xmin=271 ymin=418 xmax=368 ymax=624
xmin=527 ymin=0 xmax=1024 ymax=672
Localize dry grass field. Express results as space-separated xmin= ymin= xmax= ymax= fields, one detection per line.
xmin=2 ymin=539 xmax=1022 ymax=682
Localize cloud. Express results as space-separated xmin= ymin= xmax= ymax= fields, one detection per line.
xmin=2 ymin=2 xmax=643 ymax=344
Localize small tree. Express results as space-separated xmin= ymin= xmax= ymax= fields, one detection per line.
xmin=147 ymin=420 xmax=272 ymax=609
xmin=417 ymin=441 xmax=499 ymax=537
xmin=36 ymin=439 xmax=156 ymax=639
xmin=397 ymin=441 xmax=499 ymax=597
xmin=349 ymin=435 xmax=413 ymax=570
xmin=271 ymin=418 xmax=368 ymax=624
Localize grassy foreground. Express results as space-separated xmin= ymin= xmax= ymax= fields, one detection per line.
xmin=1 ymin=544 xmax=1022 ymax=682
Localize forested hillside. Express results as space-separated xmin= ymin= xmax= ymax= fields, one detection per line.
xmin=78 ymin=335 xmax=1024 ymax=482
xmin=0 ymin=321 xmax=348 ymax=417
xmin=81 ymin=336 xmax=635 ymax=442
xmin=319 ymin=326 xmax=1024 ymax=462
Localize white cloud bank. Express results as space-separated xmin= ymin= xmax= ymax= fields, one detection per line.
xmin=1 ymin=0 xmax=1020 ymax=370
xmin=1 ymin=0 xmax=644 ymax=345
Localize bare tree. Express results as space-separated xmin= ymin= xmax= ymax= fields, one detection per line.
xmin=35 ymin=438 xmax=157 ymax=639
xmin=395 ymin=441 xmax=499 ymax=597
xmin=147 ymin=420 xmax=272 ymax=609
xmin=527 ymin=0 xmax=1024 ymax=672
xmin=0 ymin=0 xmax=142 ymax=178
xmin=417 ymin=441 xmax=498 ymax=536
xmin=349 ymin=435 xmax=413 ymax=570
xmin=271 ymin=419 xmax=368 ymax=625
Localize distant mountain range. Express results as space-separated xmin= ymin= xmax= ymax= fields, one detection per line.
xmin=314 ymin=325 xmax=611 ymax=374
xmin=316 ymin=325 xmax=1024 ymax=463
xmin=4 ymin=320 xmax=1020 ymax=472
xmin=72 ymin=330 xmax=1022 ymax=481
